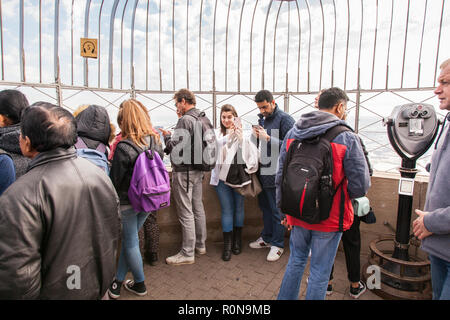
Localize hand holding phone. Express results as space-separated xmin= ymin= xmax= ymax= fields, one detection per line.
xmin=233 ymin=117 xmax=242 ymax=129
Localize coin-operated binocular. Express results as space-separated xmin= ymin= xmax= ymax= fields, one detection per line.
xmin=385 ymin=103 xmax=439 ymax=161
xmin=363 ymin=104 xmax=441 ymax=299
xmin=383 ymin=103 xmax=440 ymax=261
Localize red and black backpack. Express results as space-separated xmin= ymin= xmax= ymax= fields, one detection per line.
xmin=280 ymin=125 xmax=350 ymax=229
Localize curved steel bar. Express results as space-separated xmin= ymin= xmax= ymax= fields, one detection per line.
xmin=385 ymin=0 xmax=394 ymax=90
xmin=249 ymin=0 xmax=259 ymax=92
xmin=145 ymin=0 xmax=149 ymax=90
xmin=186 ymin=0 xmax=189 ymax=89
xmin=20 ymin=0 xmax=24 ymax=82
xmin=319 ymin=0 xmax=325 ymax=90
xmin=371 ymin=0 xmax=379 ymax=90
xmin=434 ymin=0 xmax=445 ymax=85
xmin=199 ymin=0 xmax=204 ymax=91
xmin=401 ymin=0 xmax=411 ymax=88
xmin=84 ymin=0 xmax=92 ymax=87
xmin=237 ymin=0 xmax=246 ymax=92
xmin=158 ymin=0 xmax=161 ymax=91
xmin=54 ymin=0 xmax=60 ymax=82
xmin=261 ymin=0 xmax=274 ymax=89
xmin=108 ymin=0 xmax=120 ymax=88
xmin=331 ymin=0 xmax=337 ymax=87
xmin=98 ymin=0 xmax=105 ymax=87
xmin=172 ymin=0 xmax=175 ymax=90
xmin=225 ymin=0 xmax=232 ymax=92
xmin=131 ymin=0 xmax=139 ymax=88
xmin=305 ymin=0 xmax=312 ymax=92
xmin=213 ymin=0 xmax=217 ymax=89
xmin=417 ymin=0 xmax=428 ymax=88
xmin=0 ymin=0 xmax=3 ymax=80
xmin=41 ymin=0 xmax=44 ymax=83
xmin=295 ymin=0 xmax=301 ymax=92
xmin=285 ymin=0 xmax=290 ymax=92
xmin=273 ymin=0 xmax=282 ymax=91
xmin=120 ymin=0 xmax=130 ymax=89
xmin=357 ymin=0 xmax=364 ymax=77
xmin=344 ymin=0 xmax=350 ymax=90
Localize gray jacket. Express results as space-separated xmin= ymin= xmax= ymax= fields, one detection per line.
xmin=422 ymin=113 xmax=450 ymax=263
xmin=164 ymin=108 xmax=210 ymax=172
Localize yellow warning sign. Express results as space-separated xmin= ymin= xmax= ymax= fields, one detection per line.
xmin=80 ymin=38 xmax=98 ymax=58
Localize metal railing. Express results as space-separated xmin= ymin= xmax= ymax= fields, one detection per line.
xmin=0 ymin=0 xmax=448 ymax=173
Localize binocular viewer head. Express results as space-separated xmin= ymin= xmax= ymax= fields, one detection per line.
xmin=384 ymin=103 xmax=440 ymax=160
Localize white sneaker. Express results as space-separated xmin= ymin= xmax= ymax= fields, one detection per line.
xmin=165 ymin=252 xmax=195 ymax=265
xmin=267 ymin=246 xmax=284 ymax=262
xmin=195 ymin=247 xmax=206 ymax=255
xmin=249 ymin=237 xmax=271 ymax=249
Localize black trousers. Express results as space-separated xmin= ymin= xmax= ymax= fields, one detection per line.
xmin=138 ymin=211 xmax=160 ymax=256
xmin=329 ymin=215 xmax=361 ymax=283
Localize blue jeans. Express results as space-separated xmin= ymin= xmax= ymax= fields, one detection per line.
xmin=258 ymin=187 xmax=285 ymax=248
xmin=278 ymin=226 xmax=342 ymax=300
xmin=214 ymin=181 xmax=245 ymax=232
xmin=116 ymin=207 xmax=150 ymax=283
xmin=429 ymin=254 xmax=450 ymax=300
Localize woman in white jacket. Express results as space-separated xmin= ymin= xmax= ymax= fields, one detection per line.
xmin=210 ymin=104 xmax=259 ymax=261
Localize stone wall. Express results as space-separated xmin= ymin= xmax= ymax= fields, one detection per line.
xmin=157 ymin=171 xmax=429 ymax=257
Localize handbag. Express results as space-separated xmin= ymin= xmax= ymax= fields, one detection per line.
xmin=234 ymin=173 xmax=262 ymax=197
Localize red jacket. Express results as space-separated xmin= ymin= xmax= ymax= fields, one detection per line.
xmin=275 ymin=111 xmax=370 ymax=233
xmin=285 ymin=137 xmax=354 ymax=232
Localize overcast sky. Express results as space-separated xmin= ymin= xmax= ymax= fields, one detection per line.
xmin=0 ymin=0 xmax=448 ymax=172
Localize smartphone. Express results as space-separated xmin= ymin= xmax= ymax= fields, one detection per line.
xmin=252 ymin=124 xmax=262 ymax=129
xmin=233 ymin=117 xmax=242 ymax=128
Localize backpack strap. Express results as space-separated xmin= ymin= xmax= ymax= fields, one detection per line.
xmin=321 ymin=125 xmax=352 ymax=232
xmin=118 ymin=138 xmax=153 ymax=158
xmin=95 ymin=143 xmax=107 ymax=154
xmin=75 ymin=137 xmax=88 ymax=149
xmin=321 ymin=124 xmax=352 ymax=144
xmin=75 ymin=136 xmax=107 ymax=154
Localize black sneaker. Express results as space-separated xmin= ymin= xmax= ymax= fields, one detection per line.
xmin=107 ymin=279 xmax=122 ymax=299
xmin=326 ymin=284 xmax=333 ymax=296
xmin=349 ymin=281 xmax=366 ymax=299
xmin=124 ymin=280 xmax=147 ymax=297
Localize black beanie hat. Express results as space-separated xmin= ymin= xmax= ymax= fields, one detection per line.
xmin=0 ymin=90 xmax=29 ymax=124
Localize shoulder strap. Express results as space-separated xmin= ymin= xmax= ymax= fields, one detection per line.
xmin=75 ymin=137 xmax=88 ymax=149
xmin=75 ymin=136 xmax=107 ymax=155
xmin=322 ymin=125 xmax=352 ymax=144
xmin=95 ymin=143 xmax=107 ymax=154
xmin=119 ymin=138 xmax=153 ymax=156
xmin=118 ymin=140 xmax=141 ymax=155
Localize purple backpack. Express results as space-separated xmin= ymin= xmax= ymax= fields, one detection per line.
xmin=123 ymin=141 xmax=170 ymax=212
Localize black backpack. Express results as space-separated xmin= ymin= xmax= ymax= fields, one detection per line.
xmin=280 ymin=125 xmax=350 ymax=226
xmin=185 ymin=111 xmax=217 ymax=171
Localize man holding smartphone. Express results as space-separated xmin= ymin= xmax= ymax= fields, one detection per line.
xmin=249 ymin=90 xmax=295 ymax=262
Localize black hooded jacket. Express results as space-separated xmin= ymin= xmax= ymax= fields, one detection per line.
xmin=0 ymin=147 xmax=120 ymax=299
xmin=75 ymin=105 xmax=111 ymax=150
xmin=0 ymin=123 xmax=31 ymax=178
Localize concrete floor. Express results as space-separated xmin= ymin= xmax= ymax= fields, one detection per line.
xmin=117 ymin=238 xmax=383 ymax=300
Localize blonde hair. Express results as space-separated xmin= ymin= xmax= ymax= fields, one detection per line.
xmin=73 ymin=104 xmax=89 ymax=118
xmin=118 ymin=99 xmax=159 ymax=148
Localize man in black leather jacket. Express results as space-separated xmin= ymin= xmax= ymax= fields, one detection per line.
xmin=0 ymin=102 xmax=120 ymax=299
